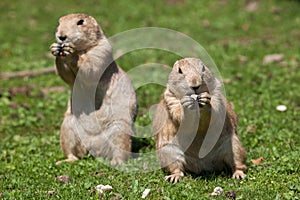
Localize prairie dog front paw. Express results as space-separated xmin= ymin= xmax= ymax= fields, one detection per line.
xmin=232 ymin=170 xmax=246 ymax=179
xmin=50 ymin=43 xmax=61 ymax=56
xmin=189 ymin=92 xmax=211 ymax=108
xmin=181 ymin=95 xmax=196 ymax=109
xmin=165 ymin=171 xmax=184 ymax=184
xmin=50 ymin=42 xmax=75 ymax=57
xmin=198 ymin=92 xmax=211 ymax=107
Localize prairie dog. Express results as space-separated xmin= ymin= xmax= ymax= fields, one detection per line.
xmin=153 ymin=58 xmax=246 ymax=183
xmin=50 ymin=14 xmax=137 ymax=166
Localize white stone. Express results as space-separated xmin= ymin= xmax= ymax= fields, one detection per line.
xmin=142 ymin=189 xmax=151 ymax=199
xmin=210 ymin=186 xmax=224 ymax=196
xmin=95 ymin=184 xmax=113 ymax=194
xmin=276 ymin=105 xmax=287 ymax=112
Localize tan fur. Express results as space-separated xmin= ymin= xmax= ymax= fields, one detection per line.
xmin=50 ymin=14 xmax=137 ymax=166
xmin=153 ymin=58 xmax=246 ymax=183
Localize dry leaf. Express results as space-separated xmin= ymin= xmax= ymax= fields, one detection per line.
xmin=9 ymin=86 xmax=31 ymax=97
xmin=47 ymin=190 xmax=55 ymax=195
xmin=56 ymin=175 xmax=70 ymax=183
xmin=245 ymin=0 xmax=259 ymax=12
xmin=95 ymin=184 xmax=113 ymax=194
xmin=226 ymin=190 xmax=237 ymax=199
xmin=223 ymin=79 xmax=232 ymax=84
xmin=201 ymin=19 xmax=210 ymax=27
xmin=41 ymin=86 xmax=67 ymax=96
xmin=164 ymin=0 xmax=185 ymax=6
xmin=238 ymin=55 xmax=248 ymax=63
xmin=263 ymin=54 xmax=284 ymax=65
xmin=218 ymin=0 xmax=228 ymax=5
xmin=262 ymin=163 xmax=271 ymax=167
xmin=242 ymin=24 xmax=250 ymax=31
xmin=143 ymin=162 xmax=148 ymax=170
xmin=251 ymin=157 xmax=264 ymax=164
xmin=9 ymin=102 xmax=18 ymax=109
xmin=90 ymin=170 xmax=102 ymax=176
xmin=270 ymin=6 xmax=281 ymax=14
xmin=279 ymin=61 xmax=288 ymax=67
xmin=246 ymin=124 xmax=257 ymax=134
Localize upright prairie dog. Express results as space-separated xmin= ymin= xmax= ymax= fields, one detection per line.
xmin=50 ymin=14 xmax=137 ymax=165
xmin=153 ymin=58 xmax=246 ymax=183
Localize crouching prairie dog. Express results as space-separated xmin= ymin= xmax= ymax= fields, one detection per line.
xmin=153 ymin=58 xmax=246 ymax=183
xmin=50 ymin=13 xmax=137 ymax=166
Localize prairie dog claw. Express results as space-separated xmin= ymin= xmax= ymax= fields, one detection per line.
xmin=232 ymin=170 xmax=246 ymax=179
xmin=190 ymin=92 xmax=211 ymax=107
xmin=181 ymin=95 xmax=196 ymax=109
xmin=164 ymin=172 xmax=184 ymax=183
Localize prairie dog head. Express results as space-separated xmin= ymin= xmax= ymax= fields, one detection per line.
xmin=55 ymin=13 xmax=104 ymax=51
xmin=167 ymin=58 xmax=216 ymax=98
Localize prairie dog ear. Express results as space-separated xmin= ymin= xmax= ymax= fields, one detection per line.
xmin=172 ymin=61 xmax=180 ymax=71
xmin=172 ymin=60 xmax=179 ymax=72
xmin=173 ymin=60 xmax=180 ymax=67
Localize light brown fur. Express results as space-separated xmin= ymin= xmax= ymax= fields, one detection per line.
xmin=153 ymin=58 xmax=246 ymax=183
xmin=50 ymin=14 xmax=137 ymax=166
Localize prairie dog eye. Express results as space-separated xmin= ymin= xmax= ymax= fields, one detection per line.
xmin=77 ymin=19 xmax=84 ymax=25
xmin=178 ymin=67 xmax=183 ymax=74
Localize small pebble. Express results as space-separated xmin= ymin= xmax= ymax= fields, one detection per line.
xmin=276 ymin=105 xmax=287 ymax=112
xmin=251 ymin=157 xmax=264 ymax=164
xmin=210 ymin=186 xmax=223 ymax=196
xmin=47 ymin=190 xmax=55 ymax=195
xmin=56 ymin=175 xmax=70 ymax=183
xmin=95 ymin=184 xmax=113 ymax=194
xmin=263 ymin=54 xmax=284 ymax=65
xmin=226 ymin=190 xmax=236 ymax=199
xmin=142 ymin=188 xmax=151 ymax=199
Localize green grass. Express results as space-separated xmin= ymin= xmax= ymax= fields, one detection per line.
xmin=1 ymin=0 xmax=300 ymax=199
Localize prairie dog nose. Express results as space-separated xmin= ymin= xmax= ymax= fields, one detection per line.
xmin=191 ymin=85 xmax=200 ymax=92
xmin=58 ymin=35 xmax=67 ymax=42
